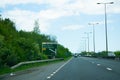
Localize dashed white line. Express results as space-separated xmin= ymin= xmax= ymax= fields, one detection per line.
xmin=47 ymin=76 xmax=51 ymax=79
xmin=53 ymin=72 xmax=56 ymax=74
xmin=47 ymin=58 xmax=72 ymax=79
xmin=106 ymin=67 xmax=112 ymax=71
xmin=51 ymin=74 xmax=54 ymax=76
xmin=97 ymin=64 xmax=101 ymax=66
xmin=10 ymin=73 xmax=15 ymax=76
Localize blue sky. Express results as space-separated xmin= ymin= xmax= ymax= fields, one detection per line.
xmin=0 ymin=0 xmax=120 ymax=53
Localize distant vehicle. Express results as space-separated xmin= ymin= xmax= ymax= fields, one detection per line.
xmin=108 ymin=52 xmax=115 ymax=57
xmin=74 ymin=54 xmax=78 ymax=58
xmin=74 ymin=55 xmax=77 ymax=58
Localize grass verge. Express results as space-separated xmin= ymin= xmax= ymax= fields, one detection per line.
xmin=0 ymin=57 xmax=72 ymax=75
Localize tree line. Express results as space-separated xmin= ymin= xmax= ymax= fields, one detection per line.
xmin=80 ymin=51 xmax=120 ymax=59
xmin=0 ymin=16 xmax=72 ymax=68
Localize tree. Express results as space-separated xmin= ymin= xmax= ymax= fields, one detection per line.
xmin=114 ymin=51 xmax=120 ymax=58
xmin=57 ymin=44 xmax=72 ymax=58
xmin=0 ymin=16 xmax=72 ymax=69
xmin=80 ymin=51 xmax=87 ymax=56
xmin=33 ymin=19 xmax=40 ymax=34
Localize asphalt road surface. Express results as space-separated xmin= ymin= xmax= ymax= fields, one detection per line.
xmin=1 ymin=57 xmax=120 ymax=80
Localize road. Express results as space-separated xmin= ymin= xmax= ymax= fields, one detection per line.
xmin=1 ymin=57 xmax=120 ymax=80
xmin=48 ymin=57 xmax=120 ymax=80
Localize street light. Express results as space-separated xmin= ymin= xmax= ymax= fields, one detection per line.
xmin=82 ymin=37 xmax=87 ymax=52
xmin=84 ymin=32 xmax=92 ymax=53
xmin=88 ymin=23 xmax=99 ymax=53
xmin=97 ymin=2 xmax=114 ymax=53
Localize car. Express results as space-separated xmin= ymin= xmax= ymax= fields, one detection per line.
xmin=74 ymin=55 xmax=78 ymax=58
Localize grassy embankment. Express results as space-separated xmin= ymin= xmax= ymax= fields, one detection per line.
xmin=0 ymin=57 xmax=72 ymax=75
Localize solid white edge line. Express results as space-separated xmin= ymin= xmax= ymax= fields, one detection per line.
xmin=47 ymin=58 xmax=73 ymax=79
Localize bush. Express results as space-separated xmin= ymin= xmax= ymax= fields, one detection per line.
xmin=80 ymin=51 xmax=87 ymax=56
xmin=0 ymin=48 xmax=11 ymax=64
xmin=0 ymin=59 xmax=2 ymax=67
xmin=0 ymin=16 xmax=71 ymax=69
xmin=6 ymin=54 xmax=18 ymax=66
xmin=40 ymin=54 xmax=48 ymax=60
xmin=114 ymin=51 xmax=120 ymax=58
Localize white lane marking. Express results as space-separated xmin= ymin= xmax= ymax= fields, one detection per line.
xmin=47 ymin=58 xmax=72 ymax=79
xmin=55 ymin=58 xmax=72 ymax=73
xmin=51 ymin=74 xmax=54 ymax=76
xmin=10 ymin=73 xmax=15 ymax=76
xmin=47 ymin=76 xmax=51 ymax=79
xmin=97 ymin=64 xmax=101 ymax=66
xmin=106 ymin=67 xmax=112 ymax=71
xmin=53 ymin=72 xmax=56 ymax=74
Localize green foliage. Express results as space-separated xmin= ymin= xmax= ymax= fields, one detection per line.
xmin=0 ymin=48 xmax=11 ymax=63
xmin=97 ymin=51 xmax=108 ymax=58
xmin=0 ymin=34 xmax=4 ymax=48
xmin=40 ymin=54 xmax=48 ymax=60
xmin=114 ymin=51 xmax=120 ymax=57
xmin=6 ymin=53 xmax=18 ymax=66
xmin=57 ymin=44 xmax=72 ymax=58
xmin=80 ymin=51 xmax=108 ymax=57
xmin=0 ymin=16 xmax=71 ymax=69
xmin=33 ymin=20 xmax=40 ymax=34
xmin=80 ymin=51 xmax=87 ymax=56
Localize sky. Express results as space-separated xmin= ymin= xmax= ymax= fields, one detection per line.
xmin=0 ymin=0 xmax=120 ymax=53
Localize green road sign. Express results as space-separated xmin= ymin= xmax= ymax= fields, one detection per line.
xmin=42 ymin=42 xmax=57 ymax=49
xmin=42 ymin=42 xmax=57 ymax=58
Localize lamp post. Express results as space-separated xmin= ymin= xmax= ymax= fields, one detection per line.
xmin=84 ymin=39 xmax=87 ymax=52
xmin=84 ymin=32 xmax=92 ymax=53
xmin=97 ymin=2 xmax=114 ymax=53
xmin=88 ymin=23 xmax=99 ymax=53
xmin=82 ymin=37 xmax=87 ymax=52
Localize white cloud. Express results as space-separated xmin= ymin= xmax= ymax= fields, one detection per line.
xmin=2 ymin=8 xmax=75 ymax=32
xmin=46 ymin=0 xmax=69 ymax=8
xmin=62 ymin=25 xmax=84 ymax=31
xmin=0 ymin=0 xmax=120 ymax=14
xmin=0 ymin=0 xmax=44 ymax=8
xmin=63 ymin=0 xmax=120 ymax=15
xmin=1 ymin=0 xmax=120 ymax=33
xmin=39 ymin=9 xmax=67 ymax=20
xmin=3 ymin=9 xmax=50 ymax=32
